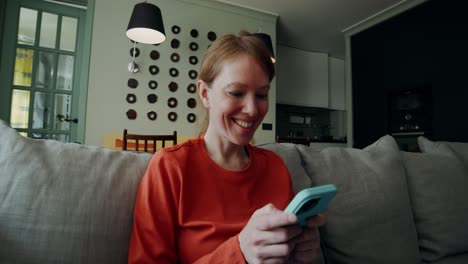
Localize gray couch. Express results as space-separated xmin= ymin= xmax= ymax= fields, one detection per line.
xmin=1 ymin=119 xmax=468 ymax=264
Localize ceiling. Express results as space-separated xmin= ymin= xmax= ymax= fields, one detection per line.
xmin=217 ymin=0 xmax=406 ymax=59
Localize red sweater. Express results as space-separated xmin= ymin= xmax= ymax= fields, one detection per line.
xmin=128 ymin=137 xmax=294 ymax=263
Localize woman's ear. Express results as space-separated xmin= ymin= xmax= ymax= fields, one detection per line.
xmin=197 ymin=80 xmax=210 ymax=108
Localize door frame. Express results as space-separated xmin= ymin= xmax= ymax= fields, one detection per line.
xmin=0 ymin=0 xmax=94 ymax=143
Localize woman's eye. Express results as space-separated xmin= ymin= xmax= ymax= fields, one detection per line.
xmin=256 ymin=94 xmax=268 ymax=99
xmin=228 ymin=92 xmax=243 ymax=98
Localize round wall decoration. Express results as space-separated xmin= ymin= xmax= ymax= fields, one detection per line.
xmin=171 ymin=39 xmax=180 ymax=49
xmin=189 ymin=42 xmax=198 ymax=51
xmin=170 ymin=53 xmax=180 ymax=62
xmin=126 ymin=109 xmax=137 ymax=120
xmin=168 ymin=97 xmax=178 ymax=108
xmin=168 ymin=112 xmax=177 ymax=122
xmin=190 ymin=29 xmax=199 ymax=38
xmin=187 ymin=98 xmax=197 ymax=108
xmin=187 ymin=83 xmax=196 ymax=93
xmin=130 ymin=47 xmax=140 ymax=57
xmin=188 ymin=70 xmax=198 ymax=80
xmin=207 ymin=31 xmax=217 ymax=41
xmin=149 ymin=65 xmax=160 ymax=75
xmin=169 ymin=68 xmax=179 ymax=77
xmin=168 ymin=81 xmax=178 ymax=92
xmin=147 ymin=94 xmax=158 ymax=103
xmin=148 ymin=80 xmax=158 ymax=89
xmin=150 ymin=50 xmax=160 ymax=60
xmin=171 ymin=25 xmax=181 ymax=34
xmin=147 ymin=111 xmax=157 ymax=121
xmin=126 ymin=93 xmax=137 ymax=104
xmin=189 ymin=56 xmax=198 ymax=65
xmin=187 ymin=113 xmax=196 ymax=123
xmin=127 ymin=78 xmax=138 ymax=88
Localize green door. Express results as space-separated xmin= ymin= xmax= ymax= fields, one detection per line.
xmin=0 ymin=0 xmax=86 ymax=143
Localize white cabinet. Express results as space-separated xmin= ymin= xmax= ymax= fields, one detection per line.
xmin=276 ymin=45 xmax=329 ymax=108
xmin=328 ymin=57 xmax=345 ymax=110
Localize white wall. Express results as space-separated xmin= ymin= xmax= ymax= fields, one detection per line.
xmin=85 ymin=0 xmax=277 ymax=146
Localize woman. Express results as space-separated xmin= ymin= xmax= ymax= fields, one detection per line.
xmin=128 ymin=31 xmax=324 ymax=263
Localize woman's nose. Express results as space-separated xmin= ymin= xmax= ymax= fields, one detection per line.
xmin=243 ymin=96 xmax=258 ymax=116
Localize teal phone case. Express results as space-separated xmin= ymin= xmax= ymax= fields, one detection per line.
xmin=284 ymin=184 xmax=337 ymax=226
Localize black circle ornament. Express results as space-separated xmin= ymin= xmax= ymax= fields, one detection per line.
xmin=170 ymin=53 xmax=180 ymax=62
xmin=126 ymin=93 xmax=137 ymax=104
xmin=147 ymin=111 xmax=157 ymax=121
xmin=149 ymin=65 xmax=159 ymax=75
xmin=126 ymin=109 xmax=137 ymax=120
xmin=189 ymin=42 xmax=198 ymax=51
xmin=187 ymin=83 xmax=196 ymax=93
xmin=147 ymin=94 xmax=158 ymax=103
xmin=168 ymin=97 xmax=178 ymax=108
xmin=190 ymin=29 xmax=199 ymax=38
xmin=168 ymin=81 xmax=178 ymax=92
xmin=171 ymin=39 xmax=180 ymax=49
xmin=130 ymin=47 xmax=140 ymax=57
xmin=169 ymin=68 xmax=179 ymax=77
xmin=171 ymin=25 xmax=181 ymax=34
xmin=127 ymin=78 xmax=138 ymax=88
xmin=188 ymin=70 xmax=198 ymax=79
xmin=187 ymin=98 xmax=196 ymax=108
xmin=207 ymin=31 xmax=217 ymax=41
xmin=189 ymin=56 xmax=198 ymax=65
xmin=187 ymin=113 xmax=196 ymax=123
xmin=150 ymin=50 xmax=160 ymax=60
xmin=168 ymin=111 xmax=177 ymax=122
xmin=148 ymin=80 xmax=158 ymax=89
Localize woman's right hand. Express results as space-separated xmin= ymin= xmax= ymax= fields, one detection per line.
xmin=238 ymin=203 xmax=303 ymax=264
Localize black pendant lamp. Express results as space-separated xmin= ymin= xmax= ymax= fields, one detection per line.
xmin=254 ymin=33 xmax=275 ymax=63
xmin=126 ymin=2 xmax=166 ymax=44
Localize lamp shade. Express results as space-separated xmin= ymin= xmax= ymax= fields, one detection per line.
xmin=126 ymin=2 xmax=166 ymax=44
xmin=254 ymin=33 xmax=275 ymax=63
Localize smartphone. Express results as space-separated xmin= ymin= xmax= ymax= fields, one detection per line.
xmin=284 ymin=184 xmax=337 ymax=226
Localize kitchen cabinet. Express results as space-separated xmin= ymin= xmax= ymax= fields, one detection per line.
xmin=328 ymin=57 xmax=345 ymax=110
xmin=276 ymin=45 xmax=329 ymax=108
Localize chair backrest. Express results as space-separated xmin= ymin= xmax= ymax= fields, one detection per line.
xmin=122 ymin=129 xmax=177 ymax=153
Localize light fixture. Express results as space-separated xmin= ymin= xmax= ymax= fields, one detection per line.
xmin=126 ymin=2 xmax=166 ymax=44
xmin=254 ymin=32 xmax=276 ymax=63
xmin=128 ymin=41 xmax=139 ymax=73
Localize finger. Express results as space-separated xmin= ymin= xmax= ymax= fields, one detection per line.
xmin=294 ymin=235 xmax=320 ymax=251
xmin=260 ymin=225 xmax=303 ymax=245
xmin=295 ymin=228 xmax=320 ymax=244
xmin=255 ymin=242 xmax=295 ymax=259
xmin=253 ymin=203 xmax=281 ymax=217
xmin=305 ymin=214 xmax=326 ymax=228
xmin=291 ymin=247 xmax=319 ymax=262
xmin=256 ymin=212 xmax=298 ymax=231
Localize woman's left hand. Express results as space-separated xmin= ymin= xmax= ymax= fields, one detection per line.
xmin=289 ymin=214 xmax=325 ymax=263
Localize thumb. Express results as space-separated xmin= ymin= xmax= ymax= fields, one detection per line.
xmin=253 ymin=203 xmax=281 ymax=217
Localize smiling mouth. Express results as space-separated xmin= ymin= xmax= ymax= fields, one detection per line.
xmin=233 ymin=119 xmax=253 ymax=128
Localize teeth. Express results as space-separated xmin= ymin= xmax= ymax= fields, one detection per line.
xmin=234 ymin=119 xmax=253 ymax=128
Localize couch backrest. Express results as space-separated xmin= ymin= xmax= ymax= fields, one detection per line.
xmin=0 ymin=120 xmax=151 ymax=263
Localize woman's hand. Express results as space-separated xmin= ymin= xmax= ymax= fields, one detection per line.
xmin=289 ymin=214 xmax=325 ymax=263
xmin=238 ymin=203 xmax=303 ymax=264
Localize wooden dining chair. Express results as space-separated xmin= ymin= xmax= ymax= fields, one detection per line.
xmin=122 ymin=129 xmax=177 ymax=153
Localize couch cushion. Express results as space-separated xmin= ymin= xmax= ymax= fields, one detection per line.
xmin=257 ymin=142 xmax=311 ymax=194
xmin=297 ymin=135 xmax=420 ymax=264
xmin=403 ymin=151 xmax=468 ymax=263
xmin=418 ymin=136 xmax=468 ymax=171
xmin=0 ymin=120 xmax=151 ymax=263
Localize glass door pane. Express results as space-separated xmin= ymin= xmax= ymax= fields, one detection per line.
xmin=39 ymin=12 xmax=58 ymax=48
xmin=35 ymin=51 xmax=55 ymax=89
xmin=10 ymin=89 xmax=30 ymax=128
xmin=56 ymin=54 xmax=74 ymax=91
xmin=32 ymin=91 xmax=51 ymax=129
xmin=17 ymin=7 xmax=37 ymax=45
